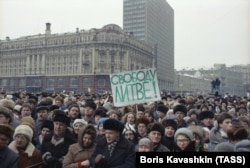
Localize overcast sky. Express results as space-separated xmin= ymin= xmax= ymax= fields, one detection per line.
xmin=0 ymin=0 xmax=249 ymax=70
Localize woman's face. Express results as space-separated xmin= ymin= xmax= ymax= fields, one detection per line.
xmin=165 ymin=126 xmax=175 ymax=137
xmin=176 ymin=134 xmax=190 ymax=151
xmin=82 ymin=133 xmax=93 ymax=147
xmin=73 ymin=123 xmax=84 ymax=134
xmin=124 ymin=130 xmax=135 ymax=141
xmin=127 ymin=114 xmax=135 ymax=124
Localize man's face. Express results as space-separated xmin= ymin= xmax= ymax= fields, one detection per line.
xmin=148 ymin=131 xmax=161 ymax=144
xmin=54 ymin=121 xmax=67 ymax=136
xmin=175 ymin=111 xmax=185 ymax=120
xmin=69 ymin=107 xmax=79 ymax=119
xmin=37 ymin=110 xmax=48 ymax=120
xmin=0 ymin=134 xmax=10 ymax=150
xmin=105 ymin=130 xmax=120 ymax=143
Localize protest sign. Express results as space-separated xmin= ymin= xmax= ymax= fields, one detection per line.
xmin=110 ymin=68 xmax=161 ymax=107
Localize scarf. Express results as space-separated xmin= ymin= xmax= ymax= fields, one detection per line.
xmin=108 ymin=137 xmax=120 ymax=157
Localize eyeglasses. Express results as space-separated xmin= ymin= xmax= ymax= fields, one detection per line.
xmin=176 ymin=139 xmax=190 ymax=143
xmin=14 ymin=134 xmax=27 ymax=141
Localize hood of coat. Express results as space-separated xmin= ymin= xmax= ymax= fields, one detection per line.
xmin=78 ymin=124 xmax=97 ymax=148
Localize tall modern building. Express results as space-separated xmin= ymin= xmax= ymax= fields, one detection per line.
xmin=123 ymin=0 xmax=174 ymax=92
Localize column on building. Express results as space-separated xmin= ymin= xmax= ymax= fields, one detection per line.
xmin=41 ymin=54 xmax=45 ymax=75
xmin=25 ymin=55 xmax=30 ymax=75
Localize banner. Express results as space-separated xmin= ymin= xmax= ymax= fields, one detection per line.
xmin=110 ymin=68 xmax=161 ymax=107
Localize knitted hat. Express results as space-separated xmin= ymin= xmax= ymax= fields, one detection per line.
xmin=138 ymin=137 xmax=153 ymax=150
xmin=173 ymin=104 xmax=187 ymax=115
xmin=41 ymin=120 xmax=54 ymax=131
xmin=97 ymin=117 xmax=109 ymax=130
xmin=199 ymin=111 xmax=214 ymax=120
xmin=14 ymin=124 xmax=34 ymax=141
xmin=214 ymin=142 xmax=234 ymax=152
xmin=156 ymin=104 xmax=168 ymax=114
xmin=147 ymin=123 xmax=164 ymax=136
xmin=161 ymin=118 xmax=178 ymax=131
xmin=73 ymin=119 xmax=88 ymax=127
xmin=234 ymin=140 xmax=250 ymax=152
xmin=174 ymin=127 xmax=193 ymax=141
xmin=103 ymin=118 xmax=124 ymax=134
xmin=13 ymin=105 xmax=22 ymax=113
xmin=53 ymin=110 xmax=70 ymax=126
xmin=0 ymin=106 xmax=14 ymax=123
xmin=0 ymin=124 xmax=14 ymax=139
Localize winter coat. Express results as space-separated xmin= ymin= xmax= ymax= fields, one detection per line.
xmin=153 ymin=143 xmax=170 ymax=152
xmin=8 ymin=141 xmax=43 ymax=168
xmin=63 ymin=125 xmax=96 ymax=168
xmin=90 ymin=136 xmax=135 ymax=168
xmin=0 ymin=146 xmax=19 ymax=168
xmin=208 ymin=126 xmax=228 ymax=151
xmin=41 ymin=129 xmax=76 ymax=168
xmin=162 ymin=136 xmax=175 ymax=151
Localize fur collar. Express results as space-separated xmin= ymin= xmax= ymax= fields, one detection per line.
xmin=8 ymin=141 xmax=35 ymax=157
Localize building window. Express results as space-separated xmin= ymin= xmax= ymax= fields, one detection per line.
xmin=83 ymin=77 xmax=91 ymax=86
xmin=47 ymin=78 xmax=55 ymax=87
xmin=58 ymin=78 xmax=66 ymax=86
xmin=98 ymin=79 xmax=105 ymax=86
xmin=1 ymin=79 xmax=8 ymax=86
xmin=19 ymin=79 xmax=26 ymax=87
xmin=70 ymin=77 xmax=78 ymax=86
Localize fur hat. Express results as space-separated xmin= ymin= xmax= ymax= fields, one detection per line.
xmin=0 ymin=124 xmax=14 ymax=139
xmin=73 ymin=119 xmax=88 ymax=127
xmin=161 ymin=118 xmax=178 ymax=131
xmin=85 ymin=101 xmax=97 ymax=110
xmin=156 ymin=104 xmax=168 ymax=114
xmin=0 ymin=99 xmax=15 ymax=111
xmin=227 ymin=127 xmax=248 ymax=141
xmin=234 ymin=140 xmax=250 ymax=152
xmin=0 ymin=106 xmax=14 ymax=123
xmin=41 ymin=120 xmax=54 ymax=131
xmin=147 ymin=123 xmax=164 ymax=136
xmin=136 ymin=117 xmax=150 ymax=127
xmin=53 ymin=113 xmax=70 ymax=126
xmin=14 ymin=124 xmax=34 ymax=141
xmin=20 ymin=116 xmax=35 ymax=132
xmin=199 ymin=111 xmax=214 ymax=120
xmin=138 ymin=137 xmax=153 ymax=150
xmin=174 ymin=127 xmax=193 ymax=141
xmin=173 ymin=104 xmax=187 ymax=115
xmin=103 ymin=118 xmax=124 ymax=134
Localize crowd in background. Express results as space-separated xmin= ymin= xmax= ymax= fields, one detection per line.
xmin=0 ymin=91 xmax=250 ymax=168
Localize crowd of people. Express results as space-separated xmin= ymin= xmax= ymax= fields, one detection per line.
xmin=0 ymin=91 xmax=250 ymax=168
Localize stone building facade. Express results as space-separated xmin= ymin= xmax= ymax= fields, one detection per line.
xmin=0 ymin=23 xmax=154 ymax=94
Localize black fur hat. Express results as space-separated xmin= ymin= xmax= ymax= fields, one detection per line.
xmin=147 ymin=123 xmax=164 ymax=136
xmin=199 ymin=111 xmax=214 ymax=120
xmin=173 ymin=104 xmax=187 ymax=115
xmin=103 ymin=119 xmax=124 ymax=134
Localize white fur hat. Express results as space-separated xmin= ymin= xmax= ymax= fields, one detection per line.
xmin=13 ymin=125 xmax=33 ymax=141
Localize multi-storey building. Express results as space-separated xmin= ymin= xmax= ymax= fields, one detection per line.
xmin=174 ymin=71 xmax=211 ymax=95
xmin=123 ymin=0 xmax=174 ymax=92
xmin=0 ymin=23 xmax=154 ymax=94
xmin=177 ymin=64 xmax=244 ymax=96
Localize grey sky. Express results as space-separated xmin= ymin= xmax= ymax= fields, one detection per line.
xmin=0 ymin=0 xmax=249 ymax=70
